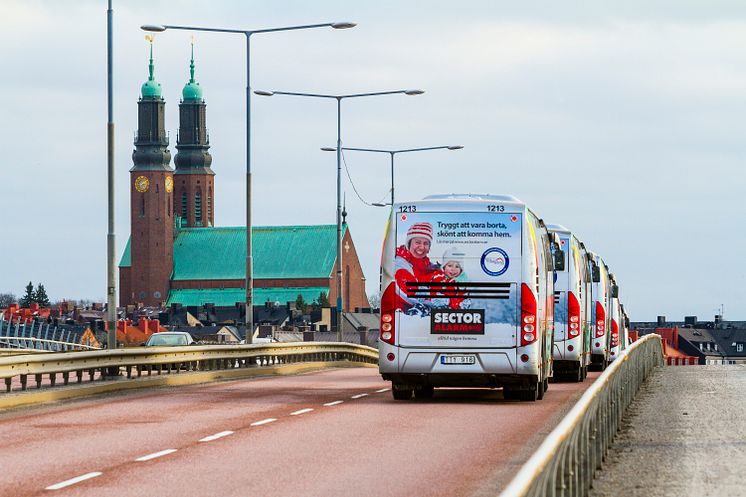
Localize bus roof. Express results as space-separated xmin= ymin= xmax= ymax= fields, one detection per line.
xmin=420 ymin=193 xmax=523 ymax=204
xmin=546 ymin=223 xmax=571 ymax=234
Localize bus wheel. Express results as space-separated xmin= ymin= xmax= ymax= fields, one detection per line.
xmin=414 ymin=386 xmax=434 ymax=399
xmin=392 ymin=385 xmax=413 ymax=401
xmin=503 ymin=388 xmax=519 ymax=401
xmin=537 ymin=379 xmax=547 ymax=400
xmin=520 ymin=384 xmax=539 ymax=402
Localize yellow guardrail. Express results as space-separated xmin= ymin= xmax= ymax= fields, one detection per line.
xmin=498 ymin=334 xmax=664 ymax=497
xmin=0 ymin=342 xmax=379 ymax=393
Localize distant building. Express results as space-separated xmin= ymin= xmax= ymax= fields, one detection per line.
xmin=635 ymin=314 xmax=746 ymax=365
xmin=118 ymin=39 xmax=369 ymax=314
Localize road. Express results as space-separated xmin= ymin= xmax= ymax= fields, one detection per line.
xmin=0 ymin=367 xmax=599 ymax=497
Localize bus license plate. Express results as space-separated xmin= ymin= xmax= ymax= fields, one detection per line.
xmin=441 ymin=355 xmax=476 ymax=365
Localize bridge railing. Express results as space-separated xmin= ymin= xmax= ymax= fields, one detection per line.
xmin=0 ymin=342 xmax=378 ymax=393
xmin=499 ymin=334 xmax=664 ymax=497
xmin=0 ymin=314 xmax=99 ymax=352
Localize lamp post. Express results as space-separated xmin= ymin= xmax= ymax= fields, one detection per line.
xmin=141 ymin=21 xmax=355 ymax=344
xmin=106 ymin=0 xmax=117 ymax=352
xmin=255 ymin=89 xmax=424 ymax=341
xmin=322 ymin=145 xmax=463 ymax=207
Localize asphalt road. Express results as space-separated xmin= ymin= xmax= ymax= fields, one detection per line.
xmin=0 ymin=367 xmax=599 ymax=497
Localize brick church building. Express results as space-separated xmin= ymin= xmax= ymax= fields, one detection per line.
xmin=119 ymin=41 xmax=369 ymax=312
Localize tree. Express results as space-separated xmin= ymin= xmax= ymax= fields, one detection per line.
xmin=316 ymin=291 xmax=330 ymax=308
xmin=0 ymin=293 xmax=16 ymax=308
xmin=19 ymin=282 xmax=34 ymax=308
xmin=295 ymin=294 xmax=308 ymax=314
xmin=367 ymin=291 xmax=381 ymax=310
xmin=32 ymin=283 xmax=50 ymax=307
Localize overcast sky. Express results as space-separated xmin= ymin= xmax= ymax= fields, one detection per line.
xmin=1 ymin=0 xmax=745 ymax=321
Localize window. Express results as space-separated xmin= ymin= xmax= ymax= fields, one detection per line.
xmin=208 ymin=188 xmax=213 ymax=221
xmin=738 ymin=343 xmax=744 ymax=353
xmin=140 ymin=196 xmax=145 ymax=218
xmin=195 ymin=189 xmax=202 ymax=226
xmin=181 ymin=191 xmax=188 ymax=219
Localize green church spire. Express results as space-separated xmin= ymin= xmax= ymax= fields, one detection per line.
xmin=141 ymin=35 xmax=163 ymax=99
xmin=182 ymin=37 xmax=203 ymax=101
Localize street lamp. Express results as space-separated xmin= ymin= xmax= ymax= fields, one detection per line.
xmin=141 ymin=21 xmax=355 ymax=344
xmin=324 ymin=145 xmax=463 ymax=207
xmin=256 ymin=89 xmax=425 ymax=341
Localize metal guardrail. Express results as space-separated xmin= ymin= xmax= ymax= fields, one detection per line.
xmin=0 ymin=342 xmax=378 ymax=393
xmin=499 ymin=334 xmax=665 ymax=497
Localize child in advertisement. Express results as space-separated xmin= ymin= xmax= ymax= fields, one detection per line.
xmin=430 ymin=247 xmax=468 ymax=309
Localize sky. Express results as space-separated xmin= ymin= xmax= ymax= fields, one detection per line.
xmin=1 ymin=0 xmax=745 ymax=321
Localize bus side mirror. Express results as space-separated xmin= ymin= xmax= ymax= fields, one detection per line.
xmin=592 ymin=266 xmax=601 ymax=282
xmin=611 ymin=284 xmax=619 ymax=298
xmin=554 ymin=250 xmax=565 ymax=271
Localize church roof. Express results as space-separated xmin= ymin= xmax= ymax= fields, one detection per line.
xmin=119 ymin=224 xmax=348 ymax=281
xmin=166 ymin=287 xmax=328 ymax=307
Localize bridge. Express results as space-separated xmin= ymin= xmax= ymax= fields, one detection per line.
xmin=0 ymin=336 xmax=731 ymax=496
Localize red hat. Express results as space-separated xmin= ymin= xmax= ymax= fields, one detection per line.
xmin=406 ymin=222 xmax=433 ymax=245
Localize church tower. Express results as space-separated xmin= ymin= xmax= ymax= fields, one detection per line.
xmin=173 ymin=40 xmax=215 ymax=227
xmin=129 ymin=36 xmax=174 ymax=306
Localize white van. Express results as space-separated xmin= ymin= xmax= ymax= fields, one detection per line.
xmin=589 ymin=253 xmax=615 ymax=369
xmin=378 ymin=194 xmax=563 ymax=402
xmin=547 ymin=225 xmax=591 ymax=381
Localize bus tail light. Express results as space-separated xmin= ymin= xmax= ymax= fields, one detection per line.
xmin=380 ymin=282 xmax=396 ymax=345
xmin=521 ymin=283 xmax=537 ymax=346
xmin=568 ymin=291 xmax=580 ymax=338
xmin=595 ymin=301 xmax=605 ymax=338
xmin=611 ymin=319 xmax=619 ymax=348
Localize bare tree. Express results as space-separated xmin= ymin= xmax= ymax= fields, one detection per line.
xmin=0 ymin=293 xmax=16 ymax=308
xmin=367 ymin=291 xmax=381 ymax=310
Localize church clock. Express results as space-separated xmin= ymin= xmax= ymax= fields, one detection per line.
xmin=135 ymin=175 xmax=150 ymax=193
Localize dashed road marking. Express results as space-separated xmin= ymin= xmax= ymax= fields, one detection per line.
xmin=46 ymin=472 xmax=103 ymax=491
xmin=351 ymin=393 xmax=368 ymax=399
xmin=135 ymin=449 xmax=177 ymax=462
xmin=324 ymin=400 xmax=343 ymax=407
xmin=376 ymin=388 xmax=390 ymax=393
xmin=251 ymin=418 xmax=277 ymax=426
xmin=199 ymin=431 xmax=234 ymax=442
xmin=290 ymin=408 xmax=314 ymax=416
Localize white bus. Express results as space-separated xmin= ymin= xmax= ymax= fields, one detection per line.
xmin=378 ymin=194 xmax=563 ymax=402
xmin=589 ymin=254 xmax=617 ymax=369
xmin=547 ymin=225 xmax=592 ymax=382
xmin=608 ymin=288 xmax=622 ymax=363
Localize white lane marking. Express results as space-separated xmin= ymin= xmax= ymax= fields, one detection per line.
xmin=251 ymin=418 xmax=277 ymax=426
xmin=351 ymin=393 xmax=369 ymax=399
xmin=199 ymin=431 xmax=234 ymax=442
xmin=135 ymin=449 xmax=177 ymax=462
xmin=376 ymin=388 xmax=390 ymax=393
xmin=46 ymin=472 xmax=103 ymax=491
xmin=324 ymin=400 xmax=343 ymax=407
xmin=290 ymin=408 xmax=314 ymax=416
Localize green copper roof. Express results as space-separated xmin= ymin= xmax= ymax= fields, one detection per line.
xmin=119 ymin=224 xmax=348 ymax=278
xmin=119 ymin=237 xmax=132 ymax=267
xmin=182 ymin=41 xmax=203 ymax=101
xmin=173 ymin=225 xmax=344 ymax=280
xmin=141 ymin=39 xmax=163 ymax=99
xmin=166 ymin=287 xmax=329 ymax=307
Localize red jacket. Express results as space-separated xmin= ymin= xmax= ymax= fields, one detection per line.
xmin=430 ymin=272 xmax=465 ymax=309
